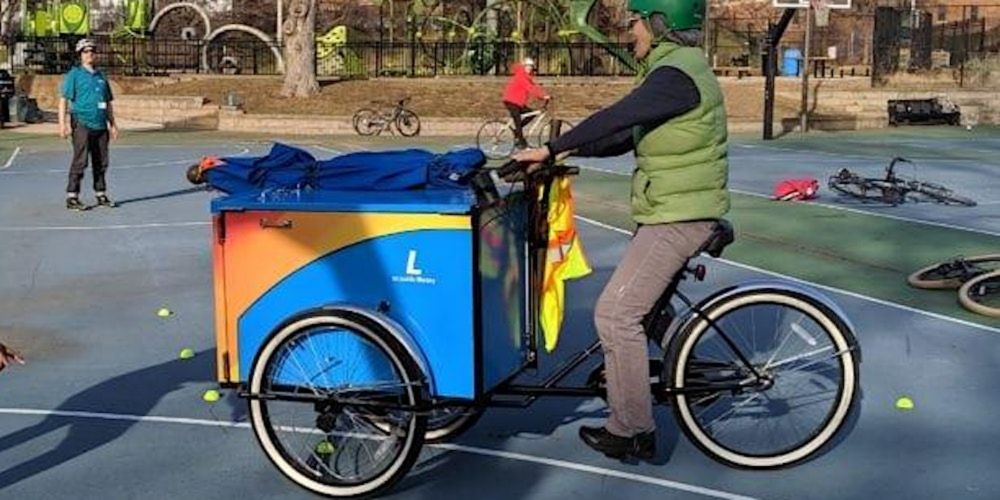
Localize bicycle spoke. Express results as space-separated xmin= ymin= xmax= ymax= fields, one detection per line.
xmin=699 ymin=391 xmax=763 ymax=424
xmin=770 ymin=347 xmax=851 ymax=374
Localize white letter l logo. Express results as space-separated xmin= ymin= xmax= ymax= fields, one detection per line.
xmin=406 ymin=250 xmax=423 ymax=276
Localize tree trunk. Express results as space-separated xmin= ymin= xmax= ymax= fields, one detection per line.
xmin=0 ymin=1 xmax=16 ymax=42
xmin=281 ymin=0 xmax=320 ymax=98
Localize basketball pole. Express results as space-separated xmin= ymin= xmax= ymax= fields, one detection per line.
xmin=763 ymin=8 xmax=796 ymax=140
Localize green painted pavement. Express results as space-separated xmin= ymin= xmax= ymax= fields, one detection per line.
xmin=737 ymin=125 xmax=1000 ymax=164
xmin=573 ymin=169 xmax=1000 ymax=329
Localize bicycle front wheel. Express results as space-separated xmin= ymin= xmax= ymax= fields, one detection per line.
xmin=667 ymin=289 xmax=860 ymax=469
xmin=477 ymin=119 xmax=515 ymax=160
xmin=912 ymin=182 xmax=977 ymax=206
xmin=908 ymin=254 xmax=1000 ymax=289
xmin=959 ymin=271 xmax=1000 ymax=318
xmin=395 ymin=109 xmax=421 ymax=137
xmin=248 ymin=309 xmax=427 ymax=498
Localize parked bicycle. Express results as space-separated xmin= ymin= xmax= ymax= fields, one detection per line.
xmin=477 ymin=99 xmax=573 ymax=160
xmin=352 ymin=97 xmax=421 ymax=137
xmin=828 ymin=157 xmax=976 ymax=206
xmin=908 ymin=255 xmax=1000 ymax=318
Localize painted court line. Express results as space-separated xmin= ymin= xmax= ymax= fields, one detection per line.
xmin=575 ymin=215 xmax=1000 ymax=336
xmin=0 ymin=408 xmax=756 ymax=500
xmin=575 ymin=164 xmax=1000 ymax=238
xmin=1 ymin=146 xmax=21 ymax=170
xmin=0 ymin=159 xmax=192 ymax=175
xmin=0 ymin=221 xmax=210 ymax=232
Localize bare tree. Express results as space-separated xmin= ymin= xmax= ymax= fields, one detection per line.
xmin=1 ymin=0 xmax=17 ymax=42
xmin=281 ymin=0 xmax=320 ymax=97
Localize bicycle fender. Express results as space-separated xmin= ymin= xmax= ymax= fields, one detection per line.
xmin=319 ymin=303 xmax=437 ymax=394
xmin=666 ymin=280 xmax=861 ymax=362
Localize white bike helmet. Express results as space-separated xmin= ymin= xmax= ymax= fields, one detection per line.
xmin=75 ymin=38 xmax=97 ymax=53
xmin=522 ymin=57 xmax=536 ymax=68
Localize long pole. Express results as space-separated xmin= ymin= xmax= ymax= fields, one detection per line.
xmin=277 ymin=0 xmax=283 ymax=43
xmin=763 ymin=9 xmax=797 ymax=140
xmin=800 ymin=6 xmax=812 ymax=134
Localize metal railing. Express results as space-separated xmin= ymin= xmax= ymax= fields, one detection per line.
xmin=4 ymin=35 xmax=637 ymax=78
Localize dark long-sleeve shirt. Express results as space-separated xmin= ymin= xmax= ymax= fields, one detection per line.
xmin=547 ymin=67 xmax=702 ymax=158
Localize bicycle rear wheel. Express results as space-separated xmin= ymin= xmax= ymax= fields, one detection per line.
xmin=908 ymin=255 xmax=1000 ymax=289
xmin=395 ymin=109 xmax=421 ymax=137
xmin=959 ymin=271 xmax=1000 ymax=318
xmin=353 ymin=109 xmax=381 ymax=136
xmin=477 ymin=119 xmax=515 ymax=160
xmin=248 ymin=310 xmax=426 ymax=497
xmin=667 ymin=289 xmax=859 ymax=469
xmin=828 ymin=175 xmax=899 ymax=204
xmin=423 ymin=406 xmax=483 ymax=443
xmin=536 ymin=119 xmax=575 ymax=146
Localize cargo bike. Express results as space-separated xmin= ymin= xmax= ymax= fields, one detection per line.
xmin=207 ymin=150 xmax=862 ymax=498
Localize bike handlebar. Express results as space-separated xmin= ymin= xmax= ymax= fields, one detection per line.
xmin=887 ymin=156 xmax=911 ymax=179
xmin=465 ymin=159 xmax=579 ymax=205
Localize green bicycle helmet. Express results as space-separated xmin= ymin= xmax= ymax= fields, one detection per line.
xmin=627 ymin=0 xmax=706 ymax=31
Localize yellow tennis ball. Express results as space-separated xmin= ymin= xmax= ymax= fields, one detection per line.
xmin=895 ymin=396 xmax=914 ymax=411
xmin=157 ymin=308 xmax=172 ymax=317
xmin=315 ymin=440 xmax=336 ymax=455
xmin=203 ymin=390 xmax=221 ymax=403
xmin=178 ymin=348 xmax=195 ymax=360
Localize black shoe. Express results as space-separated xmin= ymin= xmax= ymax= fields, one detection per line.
xmin=66 ymin=197 xmax=89 ymax=211
xmin=579 ymin=426 xmax=655 ymax=460
xmin=95 ymin=195 xmax=117 ymax=208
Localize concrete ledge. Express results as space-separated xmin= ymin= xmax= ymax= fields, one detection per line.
xmin=115 ymin=95 xmax=207 ymax=109
xmin=216 ymin=110 xmax=593 ymax=137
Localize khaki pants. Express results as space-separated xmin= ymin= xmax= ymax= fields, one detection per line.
xmin=595 ymin=221 xmax=715 ymax=437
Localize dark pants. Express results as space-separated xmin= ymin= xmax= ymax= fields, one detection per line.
xmin=67 ymin=119 xmax=109 ymax=195
xmin=504 ymin=102 xmax=534 ymax=147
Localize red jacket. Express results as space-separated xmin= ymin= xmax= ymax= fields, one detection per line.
xmin=503 ymin=63 xmax=546 ymax=107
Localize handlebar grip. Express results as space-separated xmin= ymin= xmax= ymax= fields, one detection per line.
xmin=495 ymin=159 xmax=523 ymax=178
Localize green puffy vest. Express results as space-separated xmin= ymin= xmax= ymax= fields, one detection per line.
xmin=631 ymin=42 xmax=730 ymax=225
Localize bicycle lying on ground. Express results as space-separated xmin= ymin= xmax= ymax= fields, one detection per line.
xmin=828 ymin=157 xmax=977 ymax=206
xmin=476 ymin=99 xmax=573 ymax=160
xmin=352 ymin=97 xmax=421 ymax=137
xmin=908 ymin=255 xmax=1000 ymax=317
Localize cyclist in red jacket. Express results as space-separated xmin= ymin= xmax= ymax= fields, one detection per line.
xmin=502 ymin=57 xmax=550 ymax=149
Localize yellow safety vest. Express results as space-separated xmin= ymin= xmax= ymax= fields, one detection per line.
xmin=540 ymin=176 xmax=592 ymax=352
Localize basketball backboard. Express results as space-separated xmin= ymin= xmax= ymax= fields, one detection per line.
xmin=772 ymin=0 xmax=852 ymax=8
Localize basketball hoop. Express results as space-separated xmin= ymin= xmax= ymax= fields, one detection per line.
xmin=812 ymin=0 xmax=831 ymax=27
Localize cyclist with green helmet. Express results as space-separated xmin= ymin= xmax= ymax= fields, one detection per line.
xmin=514 ymin=0 xmax=728 ymax=461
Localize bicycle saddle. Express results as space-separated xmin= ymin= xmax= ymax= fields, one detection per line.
xmin=699 ymin=219 xmax=735 ymax=258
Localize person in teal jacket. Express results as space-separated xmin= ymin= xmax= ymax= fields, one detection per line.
xmin=514 ymin=0 xmax=728 ymax=461
xmin=59 ymin=38 xmax=120 ymax=211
